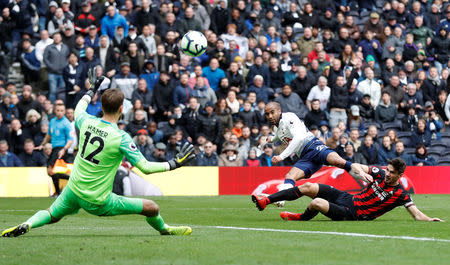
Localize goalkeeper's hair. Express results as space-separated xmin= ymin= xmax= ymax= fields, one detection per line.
xmin=101 ymin=88 xmax=124 ymax=114
xmin=387 ymin=158 xmax=406 ymax=175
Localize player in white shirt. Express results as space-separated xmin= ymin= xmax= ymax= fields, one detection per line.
xmin=252 ymin=102 xmax=369 ymax=209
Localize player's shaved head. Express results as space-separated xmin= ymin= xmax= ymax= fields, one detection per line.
xmin=265 ymin=102 xmax=282 ymax=126
xmin=101 ymin=89 xmax=124 ymax=115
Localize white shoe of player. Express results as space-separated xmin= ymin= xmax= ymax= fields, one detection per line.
xmin=275 ymin=201 xmax=285 ymax=208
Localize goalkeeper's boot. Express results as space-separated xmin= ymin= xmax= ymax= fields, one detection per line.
xmin=251 ymin=194 xmax=270 ymax=211
xmin=280 ymin=211 xmax=301 ymax=221
xmin=1 ymin=223 xmax=31 ymax=237
xmin=161 ymin=225 xmax=192 ymax=236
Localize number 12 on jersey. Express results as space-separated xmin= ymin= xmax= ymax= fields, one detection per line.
xmin=80 ymin=131 xmax=104 ymax=165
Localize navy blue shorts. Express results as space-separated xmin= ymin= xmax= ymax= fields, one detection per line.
xmin=316 ymin=184 xmax=357 ymax=221
xmin=293 ymin=138 xmax=335 ymax=177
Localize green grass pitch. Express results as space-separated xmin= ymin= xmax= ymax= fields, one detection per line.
xmin=1 ymin=195 xmax=450 ymax=265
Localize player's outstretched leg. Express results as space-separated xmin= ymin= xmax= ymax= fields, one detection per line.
xmin=275 ymin=167 xmax=306 ymax=207
xmin=2 ymin=210 xmax=53 ymax=237
xmin=142 ymin=199 xmax=191 ymax=236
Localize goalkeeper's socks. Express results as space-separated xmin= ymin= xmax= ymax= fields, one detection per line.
xmin=146 ymin=214 xmax=168 ymax=233
xmin=26 ymin=210 xmax=52 ymax=229
xmin=268 ymin=187 xmax=303 ymax=203
xmin=300 ymin=207 xmax=319 ymax=221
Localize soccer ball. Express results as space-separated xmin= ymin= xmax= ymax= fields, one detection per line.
xmin=180 ymin=31 xmax=207 ymax=57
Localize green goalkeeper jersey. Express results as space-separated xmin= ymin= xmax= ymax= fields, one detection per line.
xmin=68 ymin=96 xmax=168 ymax=205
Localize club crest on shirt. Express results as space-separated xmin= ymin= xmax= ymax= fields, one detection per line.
xmin=129 ymin=142 xmax=137 ymax=151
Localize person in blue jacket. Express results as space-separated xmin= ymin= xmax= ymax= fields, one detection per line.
xmin=412 ymin=144 xmax=437 ymax=166
xmin=0 ymin=140 xmax=23 ymax=167
xmin=101 ymin=5 xmax=129 ymax=40
xmin=377 ymin=135 xmax=396 ymax=166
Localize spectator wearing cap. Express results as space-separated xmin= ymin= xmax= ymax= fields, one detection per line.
xmin=101 ymin=5 xmax=128 ymax=40
xmin=149 ymin=142 xmax=167 ymax=162
xmin=48 ymin=8 xmax=74 ymax=36
xmin=74 ymin=1 xmax=98 ymax=35
xmin=422 ymin=67 xmax=446 ymax=104
xmin=259 ymin=143 xmax=282 ymax=167
xmin=61 ymin=0 xmax=74 ymax=20
xmin=43 ymin=32 xmax=70 ymax=102
xmin=84 ymin=25 xmax=100 ymax=48
xmin=364 ymin=12 xmax=383 ymax=38
xmin=110 ymin=61 xmax=138 ymax=101
xmin=196 ymin=141 xmax=218 ymax=166
xmin=283 ymin=60 xmax=298 ymax=86
xmin=375 ymin=91 xmax=397 ymax=124
xmin=219 ymin=143 xmax=243 ymax=166
xmin=140 ymin=59 xmax=159 ymax=92
xmin=120 ymin=25 xmax=146 ymax=53
xmin=133 ymin=129 xmax=154 ymax=161
xmin=431 ymin=26 xmax=450 ymax=75
xmin=348 ymin=104 xmax=364 ymax=132
xmin=0 ymin=140 xmax=23 ymax=167
xmin=198 ymin=102 xmax=222 ymax=145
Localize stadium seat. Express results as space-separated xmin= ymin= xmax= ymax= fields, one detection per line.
xmin=364 ymin=123 xmax=381 ymax=131
xmin=440 ymin=132 xmax=450 ymax=138
xmin=430 ymin=141 xmax=447 ymax=149
xmin=399 ymin=136 xmax=412 ymax=147
xmin=428 ymin=149 xmax=443 ymax=158
xmin=437 ymin=157 xmax=450 ymax=165
xmin=360 ymin=10 xmax=371 ymax=18
xmin=382 ymin=121 xmax=402 ymax=131
xmin=348 ymin=10 xmax=359 ymax=17
xmin=441 ymin=138 xmax=450 ymax=147
xmin=397 ymin=131 xmax=412 ymax=138
xmin=396 ymin=113 xmax=405 ymax=120
xmin=404 ymin=148 xmax=416 ymax=155
xmin=157 ymin=121 xmax=168 ymax=130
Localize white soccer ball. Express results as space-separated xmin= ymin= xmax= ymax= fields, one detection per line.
xmin=180 ymin=31 xmax=207 ymax=57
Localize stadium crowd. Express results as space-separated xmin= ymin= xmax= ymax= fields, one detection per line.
xmin=0 ymin=0 xmax=449 ymax=170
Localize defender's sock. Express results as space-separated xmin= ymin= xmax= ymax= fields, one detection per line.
xmin=284 ymin=179 xmax=296 ymax=187
xmin=146 ymin=214 xmax=168 ymax=232
xmin=300 ymin=207 xmax=319 ymax=221
xmin=26 ymin=210 xmax=51 ymax=229
xmin=268 ymin=187 xmax=303 ymax=203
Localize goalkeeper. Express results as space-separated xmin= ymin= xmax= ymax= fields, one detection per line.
xmin=2 ymin=68 xmax=195 ymax=237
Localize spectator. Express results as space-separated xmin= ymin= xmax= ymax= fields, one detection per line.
xmin=383 ymin=75 xmax=405 ymax=108
xmin=275 ymin=84 xmax=307 ymax=119
xmin=306 ymin=76 xmax=330 ymax=111
xmin=192 ymin=77 xmax=217 ymax=108
xmin=0 ymin=113 xmax=9 ymax=141
xmin=178 ymin=7 xmax=202 ymax=36
xmin=304 ymin=99 xmax=327 ymax=129
xmin=218 ymin=143 xmax=243 ymax=166
xmin=343 ymin=142 xmax=367 ymax=164
xmin=131 ymin=78 xmax=154 ymax=114
xmin=424 ymin=110 xmax=443 ymax=140
xmin=111 ymin=62 xmax=138 ymax=102
xmin=216 ymin=98 xmax=233 ymax=130
xmin=18 ymin=139 xmax=46 ymax=166
xmin=403 ymin=83 xmax=424 ymax=112
xmin=328 ymin=75 xmax=348 ymax=128
xmin=196 ymin=141 xmax=219 ymax=166
xmin=259 ymin=144 xmax=281 ymax=167
xmin=378 ymin=135 xmax=396 ymax=166
xmin=359 ymin=134 xmax=378 ymax=165
xmin=126 ymin=110 xmax=147 ymax=137
xmin=431 ymin=27 xmax=450 ymax=75
xmin=325 ymin=127 xmax=341 ymax=149
xmin=139 ymin=25 xmax=156 ymax=58
xmin=246 ymin=55 xmax=270 ymax=87
xmin=348 ymin=129 xmax=361 ymax=151
xmin=202 ymin=58 xmax=226 ymax=92
xmin=74 ymin=1 xmax=98 ymax=35
xmin=0 ymin=140 xmax=23 ymax=167
xmin=134 ymin=0 xmax=159 ymax=32
xmin=335 ymin=133 xmax=349 ymax=158
xmin=411 ymin=119 xmax=431 ymax=147
xmin=244 ymin=148 xmax=260 ymax=167
xmin=395 ymin=141 xmax=413 ymax=166
xmin=375 ymin=91 xmax=397 ymax=123
xmin=422 ymin=67 xmax=446 ymax=104
xmin=148 ymin=142 xmax=166 ymax=162
xmin=62 ymin=52 xmax=84 ymax=108
xmin=268 ymin=58 xmax=284 ymax=91
xmin=20 ymin=39 xmax=41 ymax=85
xmin=94 ymin=36 xmax=116 ymax=77
xmin=357 ymin=67 xmax=381 ymax=107
xmin=0 ymin=92 xmax=19 ymax=124
xmin=247 ymin=75 xmax=272 ymax=103
xmin=133 ymin=129 xmax=154 ymax=161
xmin=48 ymin=8 xmax=74 ymax=35
xmin=290 ymin=66 xmax=313 ymax=103
xmin=347 ymin=79 xmax=364 ymax=108
xmin=198 ymin=102 xmax=222 ymax=145
xmin=101 ymin=5 xmax=128 ymax=40
xmin=147 ymin=121 xmax=163 ymax=144
xmin=435 ymin=90 xmax=449 ymax=126
xmin=412 ymin=144 xmax=437 ymax=166
xmin=23 ymin=109 xmax=42 ymax=140
xmin=348 ymin=105 xmax=364 ymax=132
xmin=43 ymin=32 xmax=70 ymax=102
xmin=410 ymin=16 xmax=433 ymax=49
xmin=122 ymin=42 xmax=145 ymax=76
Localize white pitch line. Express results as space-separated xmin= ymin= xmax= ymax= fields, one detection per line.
xmin=197 ymin=225 xmax=450 ymax=243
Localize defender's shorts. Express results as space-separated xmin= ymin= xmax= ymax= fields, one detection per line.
xmin=316 ymin=184 xmax=357 ymax=221
xmin=49 ymin=186 xmax=143 ymax=219
xmin=293 ymin=138 xmax=335 ymax=177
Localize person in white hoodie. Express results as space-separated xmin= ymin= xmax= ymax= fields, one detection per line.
xmin=357 ymin=67 xmax=381 ymax=107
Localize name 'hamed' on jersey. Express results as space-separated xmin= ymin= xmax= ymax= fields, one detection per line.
xmin=273 ymin=112 xmax=315 ymax=160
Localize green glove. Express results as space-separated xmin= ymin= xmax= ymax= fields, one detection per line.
xmin=168 ymin=142 xmax=196 ymax=170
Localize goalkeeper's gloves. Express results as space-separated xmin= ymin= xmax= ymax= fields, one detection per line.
xmin=168 ymin=142 xmax=196 ymax=170
xmin=86 ymin=73 xmax=110 ymax=98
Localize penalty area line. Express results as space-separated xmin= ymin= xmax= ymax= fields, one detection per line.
xmin=196 ymin=225 xmax=450 ymax=243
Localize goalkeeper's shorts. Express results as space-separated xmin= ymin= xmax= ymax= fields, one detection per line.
xmin=49 ymin=186 xmax=143 ymax=219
